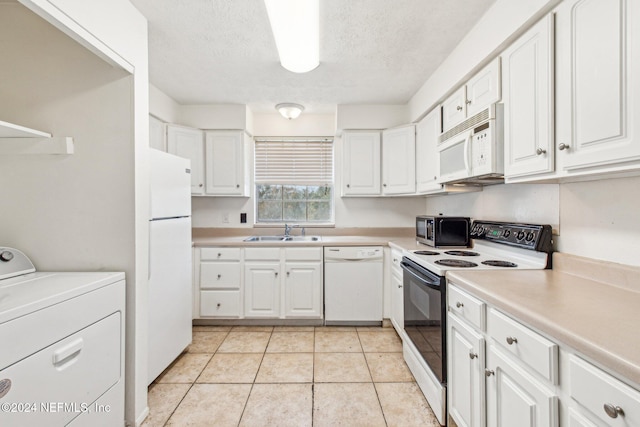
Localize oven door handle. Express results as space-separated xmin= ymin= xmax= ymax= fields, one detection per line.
xmin=400 ymin=261 xmax=442 ymax=291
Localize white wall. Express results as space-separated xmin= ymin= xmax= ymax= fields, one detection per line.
xmin=179 ymin=104 xmax=249 ymax=130
xmin=9 ymin=2 xmax=150 ymax=425
xmin=557 ymin=176 xmax=640 ymax=266
xmin=150 ymin=83 xmax=180 ymax=123
xmin=336 ymin=104 xmax=409 ymax=131
xmin=425 ymin=184 xmax=560 ymax=231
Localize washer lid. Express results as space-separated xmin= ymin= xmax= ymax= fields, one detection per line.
xmin=0 ymin=247 xmax=35 ymax=280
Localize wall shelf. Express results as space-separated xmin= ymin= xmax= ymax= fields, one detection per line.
xmin=0 ymin=120 xmax=74 ymax=154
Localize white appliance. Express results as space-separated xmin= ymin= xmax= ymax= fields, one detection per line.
xmin=400 ymin=220 xmax=553 ymax=425
xmin=437 ymin=103 xmax=504 ymax=185
xmin=148 ymin=149 xmax=192 ymax=384
xmin=324 ymin=246 xmax=383 ymax=325
xmin=0 ymin=247 xmax=125 ymax=426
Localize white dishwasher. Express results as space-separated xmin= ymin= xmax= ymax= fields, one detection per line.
xmin=324 ymin=246 xmax=383 ymax=325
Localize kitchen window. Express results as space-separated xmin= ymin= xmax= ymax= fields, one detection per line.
xmin=254 ymin=138 xmax=334 ymax=224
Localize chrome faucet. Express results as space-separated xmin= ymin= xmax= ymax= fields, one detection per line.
xmin=284 ymin=224 xmax=292 ymax=236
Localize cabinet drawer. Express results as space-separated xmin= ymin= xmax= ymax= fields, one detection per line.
xmin=487 ymin=308 xmax=558 ymax=383
xmin=284 ymin=247 xmax=322 ymax=261
xmin=245 ymin=247 xmax=281 ymax=261
xmin=200 ymin=290 xmax=241 ymax=317
xmin=200 ymin=262 xmax=241 ymax=289
xmin=200 ymin=247 xmax=241 ymax=261
xmin=0 ymin=313 xmax=121 ymax=426
xmin=570 ymin=355 xmax=640 ymax=426
xmin=448 ymin=285 xmax=486 ymax=330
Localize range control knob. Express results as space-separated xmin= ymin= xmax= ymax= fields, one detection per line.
xmin=0 ymin=251 xmax=14 ymax=262
xmin=503 ymin=229 xmax=511 ymax=238
xmin=516 ymin=231 xmax=526 ymax=241
xmin=525 ymin=232 xmax=535 ymax=242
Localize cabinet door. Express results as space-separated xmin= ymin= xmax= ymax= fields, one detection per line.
xmin=503 ymin=15 xmax=555 ymax=179
xmin=390 ymin=272 xmax=404 ymax=333
xmin=448 ymin=313 xmax=486 ymax=427
xmin=442 ymin=86 xmax=467 ymax=132
xmin=244 ymin=263 xmax=280 ymax=318
xmin=342 ymin=131 xmax=381 ymax=196
xmin=486 ymin=345 xmax=558 ymax=427
xmin=284 ymin=262 xmax=322 ymax=318
xmin=382 ymin=126 xmax=416 ymax=194
xmin=466 ymin=58 xmax=501 ymax=117
xmin=416 ymin=108 xmax=442 ymax=193
xmin=205 ymin=131 xmax=247 ymax=196
xmin=167 ymin=125 xmax=204 ymax=195
xmin=556 ymin=0 xmax=640 ymax=171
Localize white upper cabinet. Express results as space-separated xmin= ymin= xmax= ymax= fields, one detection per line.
xmin=503 ymin=14 xmax=555 ymax=180
xmin=382 ymin=125 xmax=416 ymax=195
xmin=416 ymin=108 xmax=442 ymax=193
xmin=466 ymin=58 xmax=501 ymax=118
xmin=167 ymin=125 xmax=204 ymax=195
xmin=442 ymin=87 xmax=468 ymax=132
xmin=342 ymin=131 xmax=381 ymax=196
xmin=555 ymin=0 xmax=640 ymax=173
xmin=442 ymin=58 xmax=501 ymax=133
xmin=204 ymin=131 xmax=249 ymax=197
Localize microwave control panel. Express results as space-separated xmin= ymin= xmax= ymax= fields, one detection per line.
xmin=471 ymin=121 xmax=493 ymax=173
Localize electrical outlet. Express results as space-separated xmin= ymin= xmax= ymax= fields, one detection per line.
xmin=222 ymin=213 xmax=230 ymax=223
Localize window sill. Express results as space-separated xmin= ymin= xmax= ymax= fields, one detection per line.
xmin=253 ymin=223 xmax=335 ymax=228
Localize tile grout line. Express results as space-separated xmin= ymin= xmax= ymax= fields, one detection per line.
xmin=357 ymin=329 xmax=390 ymax=427
xmin=235 ymin=328 xmax=273 ymax=426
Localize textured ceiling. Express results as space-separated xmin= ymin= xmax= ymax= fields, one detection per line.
xmin=130 ymin=0 xmax=497 ymax=113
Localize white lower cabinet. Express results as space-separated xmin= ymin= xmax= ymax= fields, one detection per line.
xmin=447 ymin=283 xmax=558 ymax=427
xmin=569 ymin=355 xmax=640 ymax=427
xmin=390 ymin=249 xmax=404 ymax=334
xmin=244 ymin=262 xmax=280 ymax=318
xmin=486 ymin=345 xmax=558 ymax=427
xmin=447 ymin=313 xmax=485 ymax=427
xmin=284 ymin=262 xmax=322 ymax=317
xmin=196 ymin=246 xmax=322 ymax=320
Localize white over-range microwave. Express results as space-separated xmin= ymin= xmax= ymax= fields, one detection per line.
xmin=437 ymin=103 xmax=504 ymax=185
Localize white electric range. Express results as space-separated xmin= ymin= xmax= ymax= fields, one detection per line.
xmin=399 ymin=220 xmax=554 ymax=426
xmin=0 ymin=247 xmax=125 ymax=426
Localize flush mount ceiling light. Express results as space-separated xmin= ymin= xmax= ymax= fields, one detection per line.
xmin=264 ymin=0 xmax=319 ymax=73
xmin=276 ymin=103 xmax=305 ymax=120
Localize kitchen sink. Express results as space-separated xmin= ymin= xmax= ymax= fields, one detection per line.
xmin=243 ymin=235 xmax=321 ymax=242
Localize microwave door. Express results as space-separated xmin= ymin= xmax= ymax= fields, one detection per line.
xmin=437 ymin=131 xmax=472 ymax=183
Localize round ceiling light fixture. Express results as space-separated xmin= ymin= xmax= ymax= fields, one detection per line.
xmin=276 ymin=103 xmax=305 ymax=120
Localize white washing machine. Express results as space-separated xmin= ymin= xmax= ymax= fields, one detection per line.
xmin=0 ymin=247 xmax=125 ymax=426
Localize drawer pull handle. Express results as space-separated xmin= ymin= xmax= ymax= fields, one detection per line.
xmin=217 ymin=274 xmax=222 ymax=279
xmin=217 ymin=253 xmax=222 ymax=258
xmin=469 ymin=352 xmax=478 ymax=360
xmin=217 ymin=303 xmax=221 ymax=308
xmin=286 ymin=271 xmax=290 ymax=277
xmin=456 ymin=105 xmax=463 ymax=111
xmin=604 ymin=403 xmax=624 ymax=419
xmin=456 ymin=302 xmax=464 ymax=308
xmin=52 ymin=338 xmax=84 ymax=367
xmin=398 ymin=285 xmax=402 ymax=288
xmin=506 ymin=336 xmax=518 ymax=345
xmin=558 ymin=143 xmax=570 ymax=151
xmin=485 ymin=369 xmax=494 ymax=377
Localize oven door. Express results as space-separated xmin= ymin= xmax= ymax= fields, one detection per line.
xmin=401 ymin=257 xmax=447 ymax=384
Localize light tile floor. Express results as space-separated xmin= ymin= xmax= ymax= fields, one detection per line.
xmin=143 ymin=325 xmax=440 ymax=427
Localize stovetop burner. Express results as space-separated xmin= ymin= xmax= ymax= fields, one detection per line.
xmin=414 ymin=250 xmax=439 ymax=256
xmin=444 ymin=250 xmax=480 ymax=257
xmin=435 ymin=259 xmax=478 ymax=268
xmin=481 ymin=260 xmax=518 ymax=267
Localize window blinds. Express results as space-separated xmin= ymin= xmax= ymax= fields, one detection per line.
xmin=254 ymin=138 xmax=333 ymax=185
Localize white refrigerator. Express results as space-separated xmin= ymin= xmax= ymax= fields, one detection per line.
xmin=148 ymin=149 xmax=192 ymax=384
